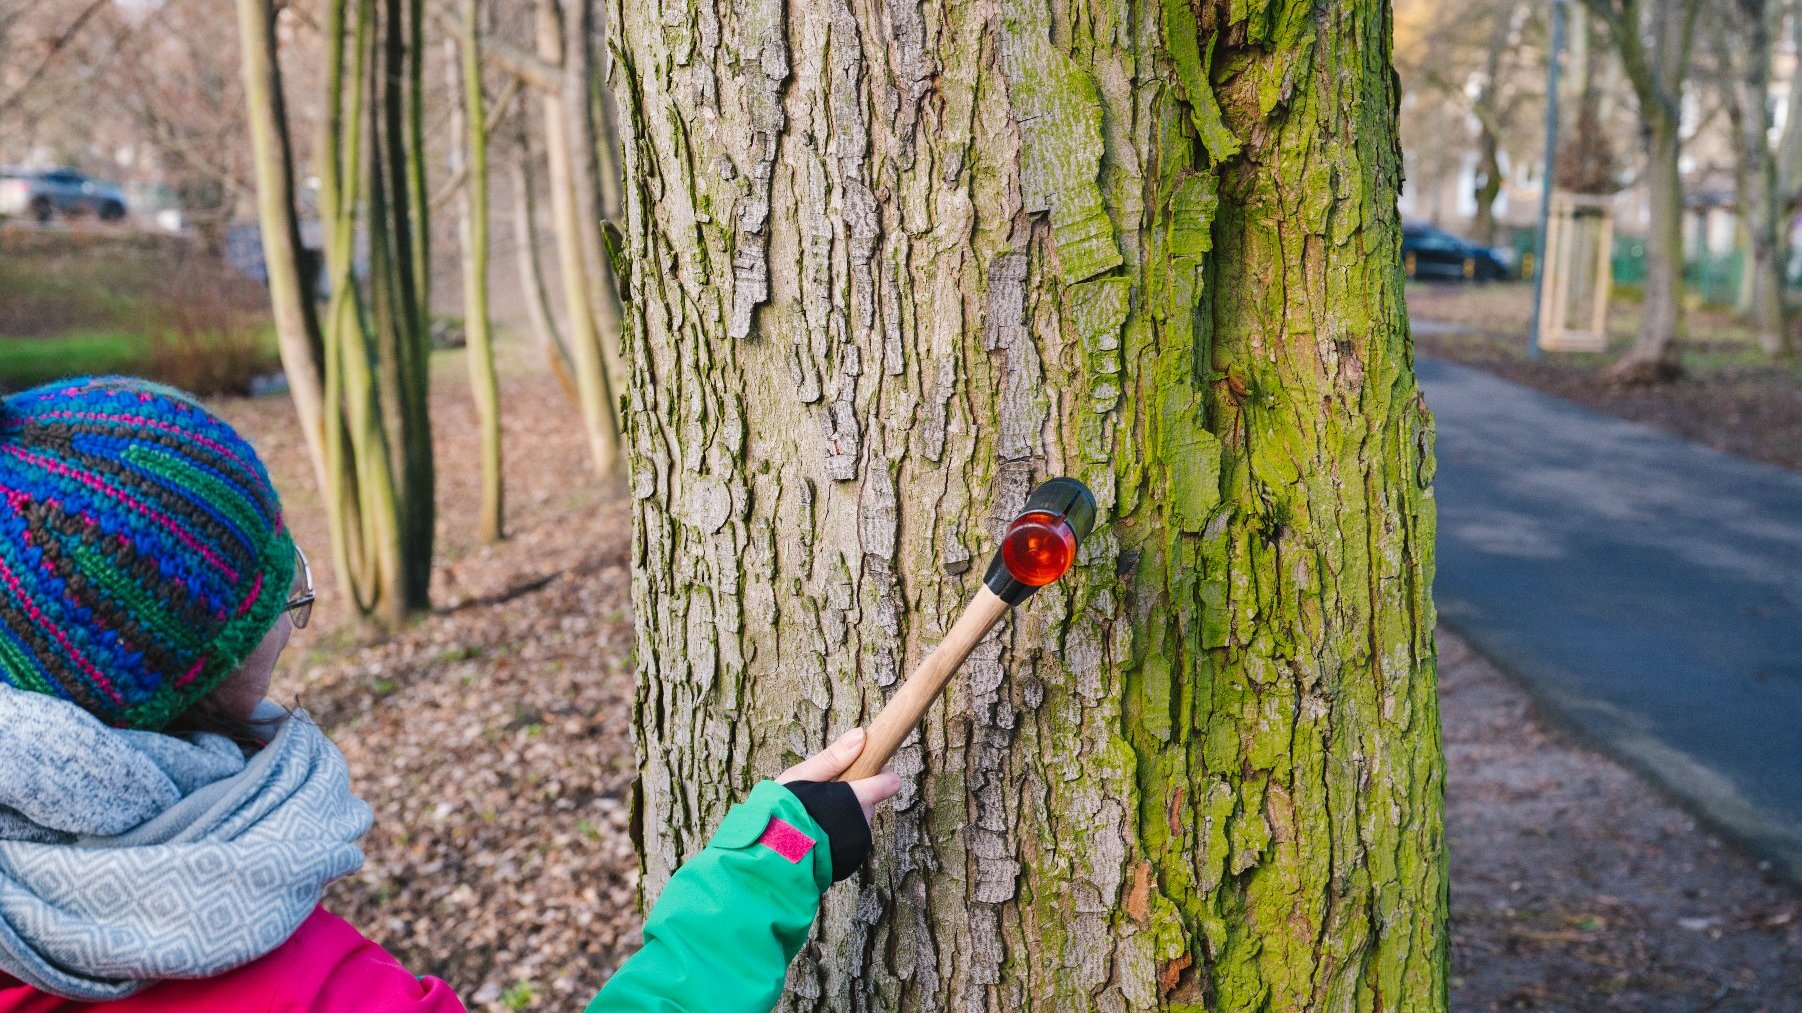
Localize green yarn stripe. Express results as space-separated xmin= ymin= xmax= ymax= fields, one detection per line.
xmin=64 ymin=537 xmax=203 ymax=652
xmin=0 ymin=626 xmax=58 ymax=697
xmin=122 ymin=445 xmax=270 ymax=553
xmin=118 ymin=529 xmax=296 ymax=731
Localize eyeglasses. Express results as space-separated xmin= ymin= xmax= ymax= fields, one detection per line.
xmin=287 ymin=544 xmax=315 ymax=629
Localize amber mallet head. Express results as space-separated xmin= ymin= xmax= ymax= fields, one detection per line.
xmin=983 ymin=477 xmax=1097 ymax=604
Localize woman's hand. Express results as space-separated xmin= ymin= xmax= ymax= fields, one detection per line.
xmin=777 ymin=728 xmax=901 ymax=824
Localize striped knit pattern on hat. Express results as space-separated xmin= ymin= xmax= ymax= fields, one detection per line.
xmin=0 ymin=377 xmax=295 ymax=730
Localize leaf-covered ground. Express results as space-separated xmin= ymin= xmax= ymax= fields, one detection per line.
xmin=217 ymin=343 xmax=1799 ymax=1010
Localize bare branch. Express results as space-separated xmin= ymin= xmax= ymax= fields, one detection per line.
xmin=0 ymin=0 xmax=113 ymax=121
xmin=429 ymin=2 xmax=560 ymax=91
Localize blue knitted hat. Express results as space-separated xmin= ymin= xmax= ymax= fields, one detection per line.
xmin=0 ymin=377 xmax=295 ymax=730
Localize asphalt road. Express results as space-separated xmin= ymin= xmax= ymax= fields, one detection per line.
xmin=1418 ymin=357 xmax=1802 ymax=883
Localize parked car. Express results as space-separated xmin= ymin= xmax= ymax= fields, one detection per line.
xmin=1402 ymin=221 xmax=1514 ymax=281
xmin=0 ymin=167 xmax=128 ymax=223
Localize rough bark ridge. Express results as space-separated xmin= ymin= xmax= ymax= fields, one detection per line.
xmin=611 ymin=0 xmax=1445 ymax=1008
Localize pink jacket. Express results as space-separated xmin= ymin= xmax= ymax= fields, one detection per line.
xmin=0 ymin=908 xmax=463 ymax=1012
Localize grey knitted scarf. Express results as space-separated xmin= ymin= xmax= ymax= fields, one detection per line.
xmin=0 ymin=686 xmax=372 ymax=1000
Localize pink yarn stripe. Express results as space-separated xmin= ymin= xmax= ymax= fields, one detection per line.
xmin=174 ymin=655 xmax=208 ymax=689
xmin=236 ymin=572 xmax=265 ymax=617
xmin=756 ymin=818 xmax=816 ymax=864
xmin=0 ymin=444 xmax=239 ymax=582
xmin=30 ymin=410 xmax=259 ymax=475
xmin=0 ymin=548 xmax=124 ymax=705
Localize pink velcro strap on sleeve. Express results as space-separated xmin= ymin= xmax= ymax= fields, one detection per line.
xmin=756 ymin=817 xmax=816 ymax=864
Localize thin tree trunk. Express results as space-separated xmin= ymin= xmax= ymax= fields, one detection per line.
xmin=509 ymin=120 xmax=582 ymax=402
xmin=234 ymin=0 xmax=328 ymax=491
xmin=1736 ymin=0 xmax=1792 ymax=357
xmin=1471 ymin=2 xmax=1516 ymax=248
xmin=1613 ymin=111 xmax=1686 ymax=382
xmin=386 ymin=0 xmax=435 ymax=608
xmin=405 ymin=0 xmax=429 ymax=320
xmin=451 ymin=5 xmax=504 ymax=542
xmin=535 ymin=0 xmax=619 ymax=476
xmin=318 ymin=0 xmax=381 ymax=612
xmin=1779 ymin=0 xmax=1802 ymax=210
xmin=1473 ymin=127 xmax=1503 ymax=247
xmin=589 ymin=0 xmax=625 ymax=225
xmin=309 ymin=0 xmax=427 ymax=623
xmin=1585 ymin=0 xmax=1700 ymax=382
xmin=364 ymin=36 xmax=413 ymax=624
xmin=613 ymin=0 xmax=1445 ymax=1008
xmin=558 ymin=0 xmax=628 ymax=398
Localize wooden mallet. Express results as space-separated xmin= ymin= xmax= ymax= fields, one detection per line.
xmin=842 ymin=477 xmax=1097 ymax=782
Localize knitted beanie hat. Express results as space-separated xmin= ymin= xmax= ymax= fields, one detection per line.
xmin=0 ymin=377 xmax=295 ymax=730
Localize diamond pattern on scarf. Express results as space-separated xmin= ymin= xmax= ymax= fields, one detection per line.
xmin=0 ymin=685 xmax=371 ymax=1000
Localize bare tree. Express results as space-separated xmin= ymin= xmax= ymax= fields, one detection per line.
xmin=0 ymin=0 xmax=111 ymax=125
xmin=448 ymin=0 xmax=504 ymax=542
xmin=1583 ymin=0 xmax=1706 ymax=383
xmin=234 ymin=0 xmax=329 ymax=491
xmin=435 ymin=0 xmax=625 ymax=477
xmin=1713 ymin=0 xmax=1790 ymax=357
xmin=1395 ymin=0 xmax=1549 ymax=240
xmin=1472 ymin=3 xmax=1534 ymax=245
xmin=506 ymin=106 xmax=580 ymax=400
xmin=105 ymin=0 xmax=253 ymax=252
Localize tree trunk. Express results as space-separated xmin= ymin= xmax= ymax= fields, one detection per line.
xmin=1472 ymin=126 xmax=1502 ymax=248
xmin=509 ymin=115 xmax=582 ymax=402
xmin=234 ymin=0 xmax=329 ymax=494
xmin=1470 ymin=1 xmax=1516 ymax=249
xmin=1612 ymin=110 xmax=1686 ymax=383
xmin=535 ymin=0 xmax=621 ymax=476
xmin=305 ymin=0 xmax=429 ymax=624
xmin=451 ymin=8 xmax=505 ymax=542
xmin=380 ymin=0 xmax=436 ymax=608
xmin=613 ymin=0 xmax=1446 ymax=1008
xmin=1736 ymin=0 xmax=1792 ymax=358
xmin=557 ymin=0 xmax=629 ymax=398
xmin=1778 ymin=0 xmax=1802 ymax=213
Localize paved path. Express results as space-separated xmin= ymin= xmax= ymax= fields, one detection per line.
xmin=1418 ymin=357 xmax=1802 ymax=882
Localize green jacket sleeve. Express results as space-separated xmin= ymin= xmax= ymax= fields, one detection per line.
xmin=585 ymin=780 xmax=834 ymax=1013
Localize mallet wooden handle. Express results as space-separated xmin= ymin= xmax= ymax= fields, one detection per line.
xmin=842 ymin=585 xmax=1011 ymax=782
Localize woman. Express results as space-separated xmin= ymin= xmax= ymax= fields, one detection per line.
xmin=0 ymin=378 xmax=897 ymax=1011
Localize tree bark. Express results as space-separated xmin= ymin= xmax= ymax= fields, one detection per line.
xmin=1614 ymin=110 xmax=1686 ymax=382
xmin=1470 ymin=1 xmax=1519 ymax=248
xmin=1733 ymin=0 xmax=1792 ymax=358
xmin=613 ymin=0 xmax=1446 ymax=1008
xmin=1587 ymin=0 xmax=1702 ymax=383
xmin=509 ymin=115 xmax=583 ymax=402
xmin=535 ymin=0 xmax=621 ymax=476
xmin=234 ymin=0 xmax=329 ymax=494
xmin=557 ymin=0 xmax=629 ymax=398
xmin=451 ymin=8 xmax=505 ymax=542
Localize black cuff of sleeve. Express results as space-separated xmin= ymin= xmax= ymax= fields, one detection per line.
xmin=780 ymin=781 xmax=870 ymax=883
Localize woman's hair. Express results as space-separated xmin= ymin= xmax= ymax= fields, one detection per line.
xmin=163 ymin=695 xmax=290 ymax=753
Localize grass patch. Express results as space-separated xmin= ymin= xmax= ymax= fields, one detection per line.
xmin=0 ymin=332 xmax=150 ymax=388
xmin=0 ymin=230 xmax=279 ymax=395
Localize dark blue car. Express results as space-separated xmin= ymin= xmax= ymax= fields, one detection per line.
xmin=1402 ymin=221 xmax=1515 ymax=281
